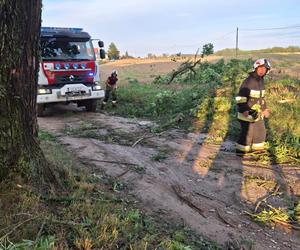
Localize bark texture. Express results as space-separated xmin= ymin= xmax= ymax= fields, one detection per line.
xmin=0 ymin=0 xmax=55 ymax=185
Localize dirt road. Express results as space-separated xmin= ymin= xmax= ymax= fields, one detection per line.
xmin=39 ymin=106 xmax=300 ymax=250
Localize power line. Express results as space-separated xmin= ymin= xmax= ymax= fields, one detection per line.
xmin=240 ymin=32 xmax=300 ymax=39
xmin=240 ymin=24 xmax=300 ymax=31
xmin=135 ymin=24 xmax=300 ymax=55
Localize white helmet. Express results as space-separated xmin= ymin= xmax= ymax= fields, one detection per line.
xmin=253 ymin=58 xmax=271 ymax=71
xmin=112 ymin=70 xmax=118 ymax=75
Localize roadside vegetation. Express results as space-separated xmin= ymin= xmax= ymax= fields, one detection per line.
xmin=0 ymin=131 xmax=221 ymax=250
xmin=104 ymin=58 xmax=300 ymax=165
xmin=2 ymin=55 xmax=299 ymax=249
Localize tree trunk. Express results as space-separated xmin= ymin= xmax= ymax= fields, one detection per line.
xmin=0 ymin=1 xmax=56 ymax=185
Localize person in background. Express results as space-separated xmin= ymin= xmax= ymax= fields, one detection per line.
xmin=235 ymin=58 xmax=271 ymax=155
xmin=102 ymin=70 xmax=118 ymax=107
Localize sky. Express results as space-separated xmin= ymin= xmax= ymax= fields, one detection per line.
xmin=42 ymin=0 xmax=300 ymax=57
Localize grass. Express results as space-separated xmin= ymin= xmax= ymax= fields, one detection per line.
xmin=290 ymin=202 xmax=300 ymax=224
xmin=0 ymin=236 xmax=56 ymax=250
xmin=38 ymin=130 xmax=57 ymax=142
xmin=103 ymin=81 xmax=216 ymax=131
xmin=0 ymin=132 xmax=221 ymax=250
xmin=264 ymin=78 xmax=300 ymax=164
xmin=151 ymin=149 xmax=169 ymax=162
xmin=103 ymin=58 xmax=300 ymax=164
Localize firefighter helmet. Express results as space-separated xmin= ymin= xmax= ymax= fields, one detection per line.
xmin=253 ymin=58 xmax=271 ymax=71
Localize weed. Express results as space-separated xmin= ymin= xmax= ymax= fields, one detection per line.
xmin=0 ymin=236 xmax=55 ymax=250
xmin=151 ymin=149 xmax=169 ymax=162
xmin=38 ymin=130 xmax=56 ymax=142
xmin=225 ymin=238 xmax=255 ymax=250
xmin=288 ymin=201 xmax=300 ymax=224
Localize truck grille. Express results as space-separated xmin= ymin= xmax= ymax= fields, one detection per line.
xmin=55 ymin=74 xmax=87 ymax=84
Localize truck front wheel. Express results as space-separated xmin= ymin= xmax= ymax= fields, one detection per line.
xmin=85 ymin=99 xmax=97 ymax=112
xmin=37 ymin=104 xmax=45 ymax=117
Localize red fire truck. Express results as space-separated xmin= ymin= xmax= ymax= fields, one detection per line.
xmin=37 ymin=27 xmax=105 ymax=116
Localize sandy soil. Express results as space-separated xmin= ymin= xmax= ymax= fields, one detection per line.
xmin=38 ymin=105 xmax=300 ymax=250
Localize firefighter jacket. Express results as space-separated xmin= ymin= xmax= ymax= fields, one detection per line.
xmin=236 ymin=72 xmax=266 ymax=122
xmin=106 ymin=76 xmax=118 ymax=86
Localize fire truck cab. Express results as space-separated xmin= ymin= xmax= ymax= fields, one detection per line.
xmin=37 ymin=27 xmax=105 ymax=116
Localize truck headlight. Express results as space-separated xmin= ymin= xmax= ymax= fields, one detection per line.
xmin=92 ymin=85 xmax=102 ymax=91
xmin=38 ymin=88 xmax=52 ymax=94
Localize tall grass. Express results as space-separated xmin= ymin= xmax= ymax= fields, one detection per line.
xmin=104 ymin=81 xmax=216 ymax=128
xmin=265 ymin=78 xmax=300 ymax=163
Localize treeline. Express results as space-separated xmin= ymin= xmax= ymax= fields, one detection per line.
xmin=215 ymin=46 xmax=300 ymax=56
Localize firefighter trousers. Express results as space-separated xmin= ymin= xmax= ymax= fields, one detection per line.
xmin=236 ymin=119 xmax=266 ymax=152
xmin=103 ymin=85 xmax=117 ymax=103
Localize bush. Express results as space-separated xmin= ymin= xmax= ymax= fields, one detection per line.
xmin=153 ymin=58 xmax=253 ymax=85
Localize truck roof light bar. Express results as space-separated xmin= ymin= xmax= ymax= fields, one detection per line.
xmin=41 ymin=27 xmax=83 ymax=33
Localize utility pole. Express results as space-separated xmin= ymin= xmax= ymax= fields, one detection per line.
xmin=236 ymin=27 xmax=239 ymax=57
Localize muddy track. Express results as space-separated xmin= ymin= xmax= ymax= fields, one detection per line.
xmin=38 ymin=107 xmax=300 ymax=250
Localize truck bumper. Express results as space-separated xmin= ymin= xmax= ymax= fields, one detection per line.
xmin=37 ymin=84 xmax=105 ymax=104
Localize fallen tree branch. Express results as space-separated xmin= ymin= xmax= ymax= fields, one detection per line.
xmin=132 ymin=132 xmax=164 ymax=147
xmin=0 ymin=215 xmax=40 ymax=241
xmin=243 ymin=211 xmax=300 ymax=231
xmin=132 ymin=137 xmax=145 ymax=147
xmin=116 ymin=169 xmax=131 ymax=178
xmin=167 ymin=58 xmax=202 ymax=84
xmin=254 ymin=184 xmax=281 ymax=212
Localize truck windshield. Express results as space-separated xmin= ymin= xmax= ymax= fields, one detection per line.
xmin=41 ymin=38 xmax=95 ymax=61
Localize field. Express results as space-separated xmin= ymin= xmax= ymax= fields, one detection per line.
xmin=100 ymin=53 xmax=300 ymax=85
xmin=1 ymin=53 xmax=299 ymax=249
xmin=99 ymin=55 xmax=222 ymax=85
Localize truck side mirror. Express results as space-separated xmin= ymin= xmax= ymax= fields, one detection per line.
xmin=98 ymin=41 xmax=104 ymax=48
xmin=99 ymin=49 xmax=105 ymax=59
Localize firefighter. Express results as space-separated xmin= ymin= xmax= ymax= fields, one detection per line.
xmin=102 ymin=70 xmax=118 ymax=107
xmin=235 ymin=58 xmax=271 ymax=154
